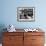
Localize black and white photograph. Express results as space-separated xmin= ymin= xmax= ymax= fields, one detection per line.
xmin=17 ymin=7 xmax=35 ymax=22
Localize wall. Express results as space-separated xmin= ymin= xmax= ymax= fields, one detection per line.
xmin=0 ymin=0 xmax=46 ymax=29
xmin=0 ymin=0 xmax=46 ymax=43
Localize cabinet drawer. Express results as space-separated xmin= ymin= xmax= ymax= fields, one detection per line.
xmin=3 ymin=36 xmax=23 ymax=44
xmin=24 ymin=35 xmax=45 ymax=46
xmin=3 ymin=36 xmax=23 ymax=46
xmin=24 ymin=32 xmax=44 ymax=36
xmin=3 ymin=32 xmax=23 ymax=36
xmin=32 ymin=44 xmax=44 ymax=46
xmin=32 ymin=36 xmax=45 ymax=44
xmin=3 ymin=43 xmax=23 ymax=46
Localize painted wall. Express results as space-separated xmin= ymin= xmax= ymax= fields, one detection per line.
xmin=0 ymin=0 xmax=46 ymax=29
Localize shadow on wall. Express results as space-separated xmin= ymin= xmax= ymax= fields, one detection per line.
xmin=0 ymin=24 xmax=7 ymax=43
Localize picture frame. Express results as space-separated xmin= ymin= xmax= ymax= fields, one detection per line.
xmin=17 ymin=7 xmax=35 ymax=22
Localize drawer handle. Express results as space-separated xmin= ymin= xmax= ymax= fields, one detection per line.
xmin=9 ymin=38 xmax=12 ymax=40
xmin=9 ymin=38 xmax=13 ymax=40
xmin=32 ymin=39 xmax=36 ymax=40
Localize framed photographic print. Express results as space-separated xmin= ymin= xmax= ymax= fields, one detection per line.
xmin=17 ymin=7 xmax=35 ymax=22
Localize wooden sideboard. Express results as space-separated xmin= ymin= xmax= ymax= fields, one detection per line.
xmin=2 ymin=30 xmax=45 ymax=46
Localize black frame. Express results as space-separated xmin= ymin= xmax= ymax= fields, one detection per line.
xmin=17 ymin=7 xmax=35 ymax=22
